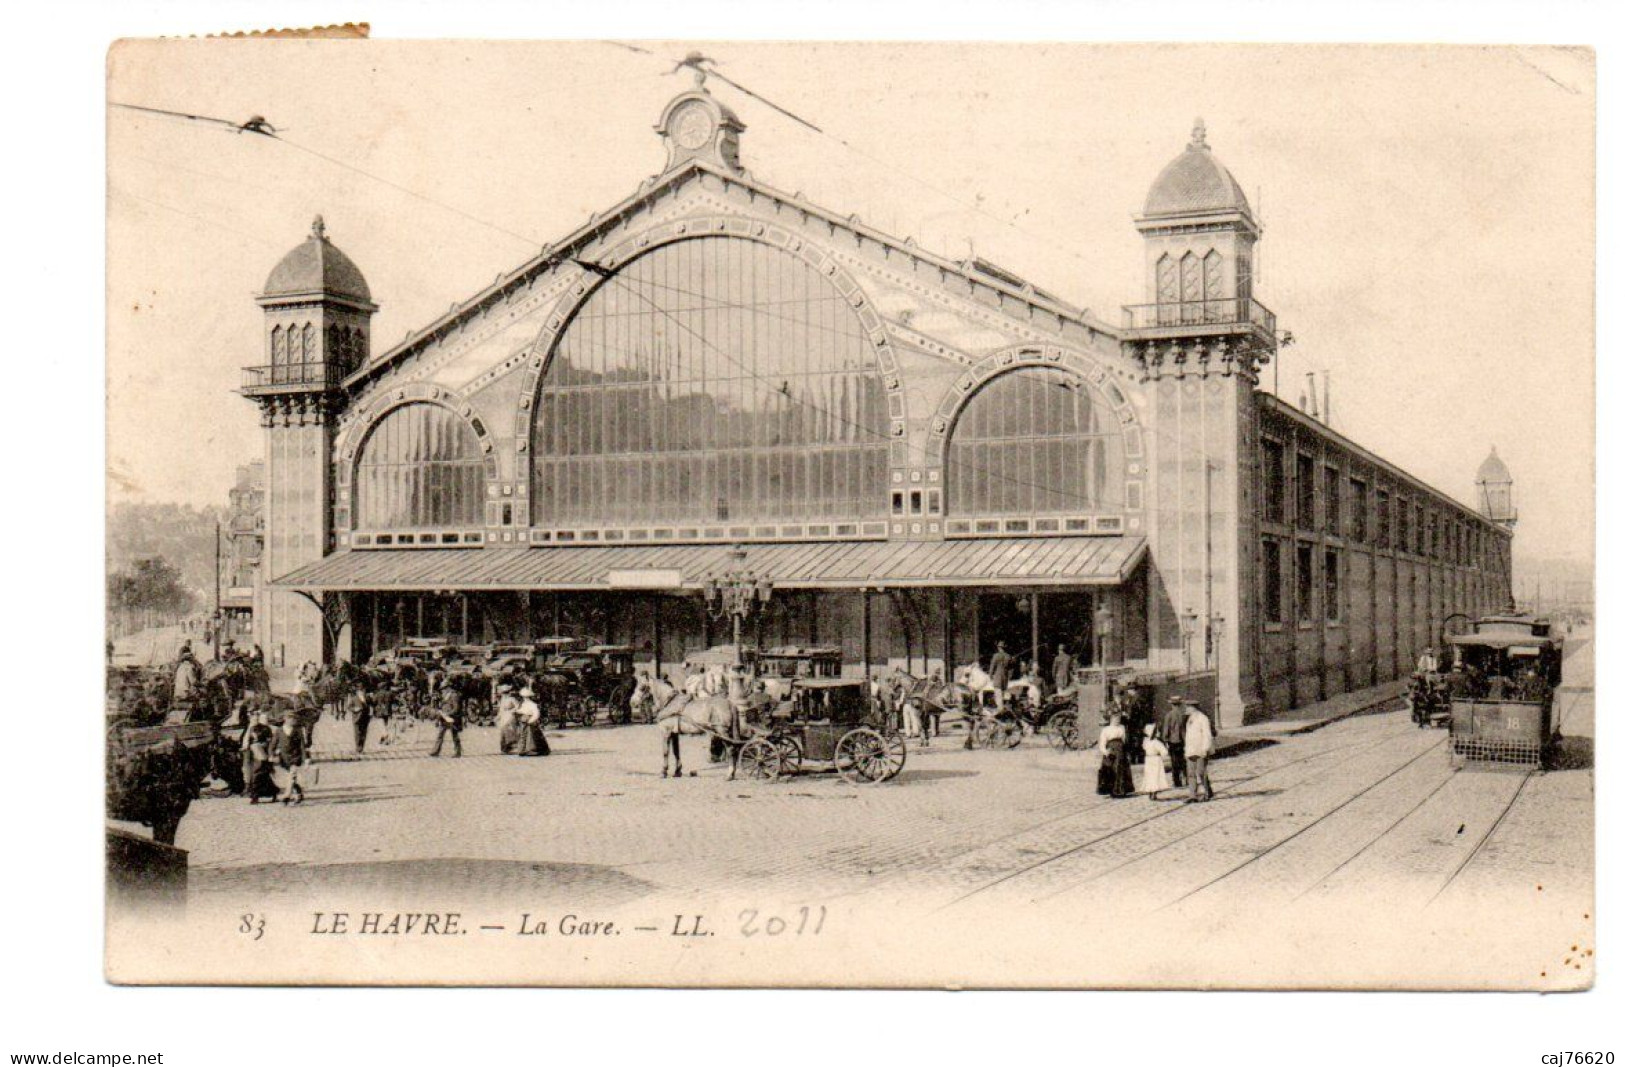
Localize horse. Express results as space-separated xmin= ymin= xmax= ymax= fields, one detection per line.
xmin=632 ymin=675 xmax=745 ymax=780
xmin=953 ymin=664 xmax=1001 ymax=709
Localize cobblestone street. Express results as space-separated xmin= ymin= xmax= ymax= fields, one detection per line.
xmin=129 ymin=634 xmax=1592 ymax=987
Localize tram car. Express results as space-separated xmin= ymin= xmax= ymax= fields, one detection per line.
xmin=1445 ymin=615 xmax=1564 ymax=768
xmin=738 ymin=678 xmax=906 ymax=784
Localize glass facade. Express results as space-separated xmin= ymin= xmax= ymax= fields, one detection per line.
xmin=531 ymin=237 xmax=889 ymax=526
xmin=945 ymin=367 xmax=1124 ymax=515
xmin=355 ymin=403 xmax=486 ymax=528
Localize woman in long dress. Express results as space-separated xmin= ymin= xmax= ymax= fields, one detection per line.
xmin=241 ymin=710 xmax=278 ymax=804
xmin=495 ymin=683 xmax=521 ymax=754
xmin=1140 ymin=722 xmax=1172 ymax=800
xmin=516 ymin=687 xmax=551 ymax=757
xmin=1095 ymin=713 xmax=1135 ymax=798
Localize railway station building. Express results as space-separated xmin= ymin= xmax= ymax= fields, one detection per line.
xmin=247 ymin=81 xmax=1514 ymax=727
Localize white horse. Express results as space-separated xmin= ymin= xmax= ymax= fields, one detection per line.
xmin=633 ymin=675 xmax=745 ymax=780
xmin=953 ymin=664 xmax=1001 ymax=709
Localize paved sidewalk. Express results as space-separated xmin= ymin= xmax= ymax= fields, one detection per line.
xmin=1220 ymin=680 xmax=1409 ymax=750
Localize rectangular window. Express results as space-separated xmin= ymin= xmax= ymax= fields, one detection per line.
xmin=1262 ymin=538 xmax=1283 ymax=624
xmin=1349 ymin=478 xmax=1369 ymax=542
xmin=1396 ymin=496 xmax=1410 ymax=553
xmin=1296 ymin=542 xmax=1315 ymax=621
xmin=1325 ymin=548 xmax=1341 ymax=622
xmin=1375 ymin=488 xmax=1390 ymax=549
xmin=1323 ymin=464 xmax=1341 ymax=537
xmin=1262 ymin=439 xmax=1285 ymax=523
xmin=1296 ymin=453 xmax=1316 ymax=530
xmin=891 ymin=490 xmax=905 ymax=516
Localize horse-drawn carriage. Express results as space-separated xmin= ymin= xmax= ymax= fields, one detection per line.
xmin=738 ymin=678 xmax=907 ymax=783
xmin=1446 ymin=615 xmax=1565 ymax=768
xmin=533 ymin=644 xmax=639 ymax=727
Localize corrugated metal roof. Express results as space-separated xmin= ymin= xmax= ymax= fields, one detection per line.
xmin=271 ymin=536 xmax=1146 ymax=592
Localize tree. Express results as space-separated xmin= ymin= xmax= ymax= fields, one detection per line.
xmin=108 ymin=557 xmax=196 ymax=630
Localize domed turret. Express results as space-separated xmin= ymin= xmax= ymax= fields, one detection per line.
xmin=1143 ymin=119 xmax=1254 ymax=220
xmin=246 ymin=215 xmax=376 ymax=397
xmin=1476 ymin=446 xmax=1516 ymax=525
xmin=261 ymin=215 xmax=372 ymax=305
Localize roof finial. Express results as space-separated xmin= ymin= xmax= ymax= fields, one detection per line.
xmin=311 ymin=214 xmax=327 ymax=239
xmin=1191 ymin=117 xmax=1207 ymax=149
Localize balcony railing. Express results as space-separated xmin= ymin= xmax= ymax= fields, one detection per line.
xmin=1122 ymin=297 xmax=1276 ymax=338
xmin=241 ymin=362 xmax=345 ymax=391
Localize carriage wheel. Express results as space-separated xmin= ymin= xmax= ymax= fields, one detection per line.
xmin=1048 ymin=711 xmax=1080 ymax=750
xmin=836 ymin=728 xmax=893 ymax=784
xmin=739 ymin=738 xmax=783 ymax=781
xmin=873 ymin=730 xmax=907 ymax=781
xmin=998 ymin=717 xmax=1024 ymax=749
xmin=774 ymin=737 xmax=803 ymax=776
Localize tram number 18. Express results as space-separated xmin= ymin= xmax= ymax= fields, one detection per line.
xmin=738 ymin=906 xmax=827 ymax=938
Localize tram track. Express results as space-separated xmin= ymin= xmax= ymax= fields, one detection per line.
xmin=934 ymin=723 xmax=1419 ymax=912
xmin=722 ymin=713 xmax=1410 ymax=905
xmin=1423 ymin=769 xmax=1534 ymax=908
xmin=1158 ymin=734 xmax=1449 ymax=910
xmin=1291 ymin=764 xmax=1462 ymax=902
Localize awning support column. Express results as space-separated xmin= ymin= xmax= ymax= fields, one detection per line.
xmin=862 ymin=587 xmax=873 ymax=687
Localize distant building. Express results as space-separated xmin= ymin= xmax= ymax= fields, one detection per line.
xmin=222 ymin=461 xmax=265 ymax=643
xmin=243 ymin=83 xmax=1513 ymax=724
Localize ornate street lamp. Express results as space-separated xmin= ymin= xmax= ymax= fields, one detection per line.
xmin=704 ymin=545 xmax=773 ymax=663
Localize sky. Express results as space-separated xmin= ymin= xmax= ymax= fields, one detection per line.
xmin=106 ymin=40 xmax=1594 ymax=568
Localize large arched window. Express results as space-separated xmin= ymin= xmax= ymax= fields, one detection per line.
xmin=531 ymin=237 xmax=890 ymax=526
xmin=945 ymin=368 xmax=1125 ymax=515
xmin=355 ymin=403 xmax=486 ymax=529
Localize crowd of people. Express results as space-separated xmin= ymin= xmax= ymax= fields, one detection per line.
xmin=1095 ymin=696 xmax=1216 ymax=802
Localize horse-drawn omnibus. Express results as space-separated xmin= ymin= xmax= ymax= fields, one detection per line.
xmin=1446 ymin=615 xmax=1565 ymax=768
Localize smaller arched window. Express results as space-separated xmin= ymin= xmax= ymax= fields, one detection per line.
xmin=945 ymin=367 xmax=1125 ymax=516
xmin=355 ymin=403 xmax=486 ymax=529
xmin=301 ymin=322 xmax=316 ymax=364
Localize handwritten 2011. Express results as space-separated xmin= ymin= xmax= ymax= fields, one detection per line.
xmin=738 ymin=906 xmax=827 ymax=938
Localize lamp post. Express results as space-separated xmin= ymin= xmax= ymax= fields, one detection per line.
xmin=703 ymin=545 xmax=773 ymax=665
xmin=1181 ymin=608 xmax=1199 ymax=676
xmin=1094 ymin=602 xmax=1115 ymax=691
xmin=1210 ymin=611 xmax=1225 ymax=723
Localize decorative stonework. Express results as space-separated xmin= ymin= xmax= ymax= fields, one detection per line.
xmin=1131 ymin=337 xmax=1265 ymax=384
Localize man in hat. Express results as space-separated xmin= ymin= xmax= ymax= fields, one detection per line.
xmin=172 ymin=642 xmax=202 ymax=709
xmin=1183 ymin=699 xmax=1216 ymax=802
xmin=429 ymin=675 xmax=465 ymax=758
xmin=1051 ymin=642 xmax=1074 ymax=695
xmin=987 ymin=641 xmax=1013 ymax=709
xmin=1157 ymin=696 xmax=1188 ymax=789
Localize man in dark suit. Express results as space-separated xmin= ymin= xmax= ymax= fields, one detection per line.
xmin=430 ymin=678 xmax=465 ymax=758
xmin=1157 ymin=696 xmax=1188 ymax=789
xmin=987 ymin=641 xmax=1012 ymax=708
xmin=1052 ymin=643 xmax=1074 ymax=694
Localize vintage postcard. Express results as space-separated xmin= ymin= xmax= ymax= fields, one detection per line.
xmin=105 ymin=39 xmax=1595 ymax=988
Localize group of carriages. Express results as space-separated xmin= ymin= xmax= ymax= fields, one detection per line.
xmin=347 ymin=636 xmax=641 ymax=729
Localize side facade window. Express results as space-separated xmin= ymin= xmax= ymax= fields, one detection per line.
xmin=1349 ymin=477 xmax=1369 ymax=542
xmin=1262 ymin=537 xmax=1283 ymax=624
xmin=1261 ymin=438 xmax=1285 ymax=524
xmin=1324 ymin=548 xmax=1341 ymax=622
xmin=1295 ymin=541 xmax=1315 ymax=621
xmin=1296 ymin=452 xmax=1316 ymax=530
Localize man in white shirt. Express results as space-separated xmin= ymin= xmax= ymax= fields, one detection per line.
xmin=1183 ymin=701 xmax=1216 ymax=802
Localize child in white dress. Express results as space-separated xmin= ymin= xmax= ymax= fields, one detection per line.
xmin=1141 ymin=722 xmax=1172 ymax=799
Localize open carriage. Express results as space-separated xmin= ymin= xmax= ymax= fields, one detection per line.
xmin=737 ymin=678 xmax=906 ymax=784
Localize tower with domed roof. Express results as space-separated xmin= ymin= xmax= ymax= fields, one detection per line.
xmin=1476 ymin=446 xmax=1516 ymax=526
xmin=1123 ymin=119 xmax=1279 ymax=728
xmin=242 ymin=216 xmax=376 ymax=668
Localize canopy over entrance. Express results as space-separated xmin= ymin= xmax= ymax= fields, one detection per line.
xmin=272 ymin=537 xmax=1146 ymax=592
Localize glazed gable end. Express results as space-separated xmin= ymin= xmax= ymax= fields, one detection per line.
xmin=328 ymin=160 xmax=1145 ymax=545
